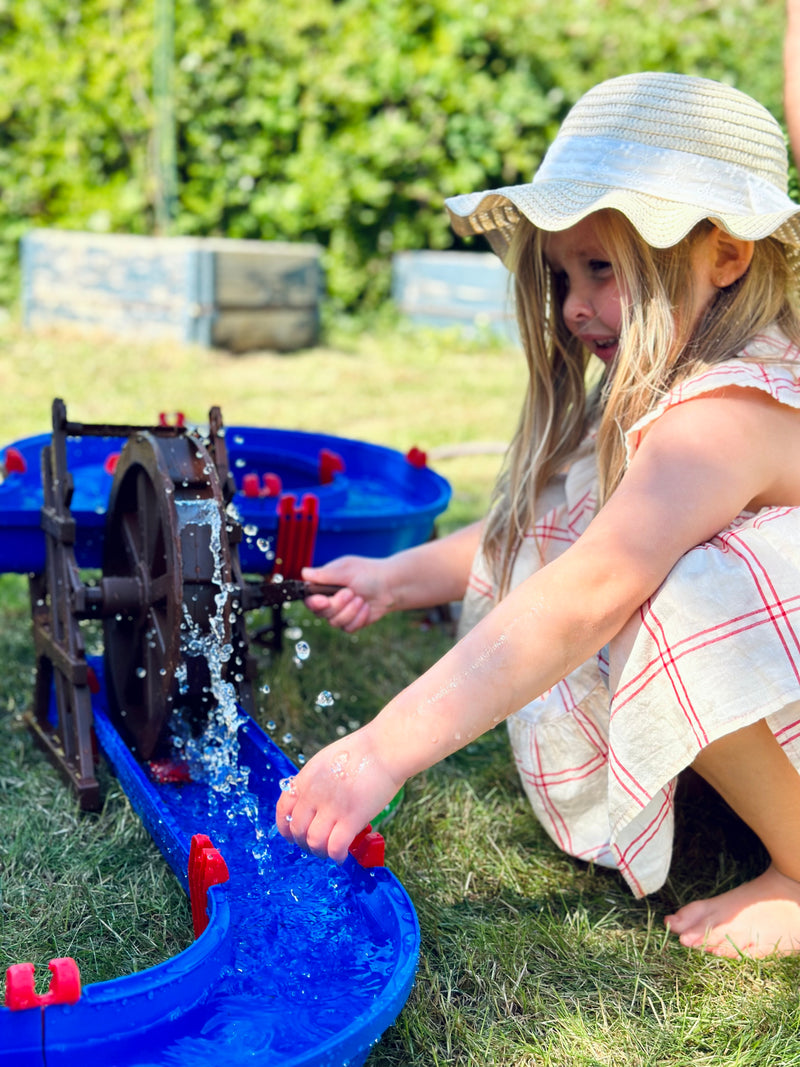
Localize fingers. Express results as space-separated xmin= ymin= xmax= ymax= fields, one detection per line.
xmin=275 ymin=783 xmax=359 ymax=864
xmin=304 ymin=586 xmax=371 ymax=632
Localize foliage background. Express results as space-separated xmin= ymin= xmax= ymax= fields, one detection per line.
xmin=0 ymin=0 xmax=790 ymax=311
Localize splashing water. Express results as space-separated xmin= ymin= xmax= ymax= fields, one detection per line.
xmin=171 ymin=498 xmax=249 ymax=809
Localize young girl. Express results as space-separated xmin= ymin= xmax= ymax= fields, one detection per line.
xmin=276 ymin=71 xmax=800 ymax=959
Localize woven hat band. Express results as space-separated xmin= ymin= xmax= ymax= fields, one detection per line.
xmin=535 ymin=135 xmax=793 ymax=218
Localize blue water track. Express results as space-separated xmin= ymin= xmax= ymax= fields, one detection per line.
xmin=2 ymin=664 xmax=419 ymax=1067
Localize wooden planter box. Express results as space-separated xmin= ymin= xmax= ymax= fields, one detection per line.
xmin=21 ymin=229 xmax=323 ymax=353
xmin=392 ymin=250 xmax=518 ymax=343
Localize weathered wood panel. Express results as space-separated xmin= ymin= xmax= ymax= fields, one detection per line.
xmin=21 ymin=230 xmax=323 ymax=352
xmin=392 ymin=250 xmax=517 ymax=342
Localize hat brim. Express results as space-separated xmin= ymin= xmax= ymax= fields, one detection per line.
xmin=445 ymin=182 xmax=800 ymax=263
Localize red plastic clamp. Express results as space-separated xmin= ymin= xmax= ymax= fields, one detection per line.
xmin=348 ymin=825 xmax=385 ymax=868
xmin=5 ymin=958 xmax=81 ymax=1010
xmin=189 ymin=833 xmax=230 ymax=938
xmin=405 ymin=446 xmax=428 ymax=469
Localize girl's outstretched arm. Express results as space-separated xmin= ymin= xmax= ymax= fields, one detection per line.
xmin=301 ymin=520 xmax=483 ymax=632
xmin=278 ymin=389 xmax=800 ymax=861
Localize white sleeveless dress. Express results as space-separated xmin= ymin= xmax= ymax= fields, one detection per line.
xmin=458 ymin=329 xmax=800 ymax=897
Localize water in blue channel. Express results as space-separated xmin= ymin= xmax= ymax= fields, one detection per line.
xmin=134 ymin=773 xmax=402 ymax=1066
xmin=104 ymin=497 xmax=412 ymax=1065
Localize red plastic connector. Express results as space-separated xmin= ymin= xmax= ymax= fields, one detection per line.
xmin=5 ymin=958 xmax=81 ymax=1010
xmin=241 ymin=472 xmax=283 ymax=498
xmin=405 ymin=446 xmax=427 ymax=469
xmin=148 ymin=759 xmax=192 ymax=784
xmin=242 ymin=472 xmax=261 ymax=497
xmin=86 ymin=665 xmax=102 ymax=695
xmin=158 ymin=412 xmax=186 ymax=428
xmin=348 ymin=825 xmax=385 ymax=868
xmin=188 ymin=834 xmax=230 ymax=938
xmin=2 ymin=447 xmax=26 ymax=475
xmin=103 ymin=452 xmax=120 ymax=476
xmin=318 ymin=448 xmax=345 ymax=485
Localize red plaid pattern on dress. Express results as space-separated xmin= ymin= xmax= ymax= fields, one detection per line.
xmin=459 ymin=329 xmax=800 ymax=896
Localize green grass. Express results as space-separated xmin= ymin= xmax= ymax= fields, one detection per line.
xmin=3 ymin=313 xmax=800 ymax=1064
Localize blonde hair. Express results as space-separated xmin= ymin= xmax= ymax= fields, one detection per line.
xmin=483 ymin=210 xmax=800 ymax=595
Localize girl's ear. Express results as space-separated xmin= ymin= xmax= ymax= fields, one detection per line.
xmin=709 ymin=228 xmax=755 ymax=288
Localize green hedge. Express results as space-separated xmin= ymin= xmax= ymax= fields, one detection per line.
xmin=0 ymin=0 xmax=787 ymax=310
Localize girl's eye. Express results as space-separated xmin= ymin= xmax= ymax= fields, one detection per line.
xmin=589 ymin=259 xmax=612 ymax=275
xmin=552 ymin=269 xmax=569 ymax=293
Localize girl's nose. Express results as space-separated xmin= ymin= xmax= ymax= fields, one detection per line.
xmin=563 ymin=286 xmax=594 ymax=329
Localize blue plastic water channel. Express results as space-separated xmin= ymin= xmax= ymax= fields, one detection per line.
xmin=0 ymin=423 xmax=439 ymax=1064
xmin=0 ymin=425 xmax=452 ymax=574
xmin=2 ymin=661 xmax=420 ymax=1067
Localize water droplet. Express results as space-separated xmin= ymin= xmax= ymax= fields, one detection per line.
xmin=282 ymin=732 xmax=293 ymax=745
xmin=295 ymin=641 xmax=310 ymax=661
xmin=261 ymin=683 xmax=271 ymax=695
xmin=315 ymin=690 xmax=334 ymax=707
xmin=136 ymin=667 xmax=147 ymax=679
xmin=279 ymin=776 xmax=295 ymax=792
xmin=285 ymin=813 xmax=293 ymax=823
xmin=266 ymin=720 xmax=276 ymax=731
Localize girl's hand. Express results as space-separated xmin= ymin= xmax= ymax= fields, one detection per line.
xmin=302 ymin=557 xmax=395 ymax=632
xmin=275 ymin=727 xmax=404 ymax=863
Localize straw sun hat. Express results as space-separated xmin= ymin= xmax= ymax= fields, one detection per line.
xmin=445 ymin=71 xmax=800 ymax=263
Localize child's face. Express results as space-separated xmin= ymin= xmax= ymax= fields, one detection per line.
xmin=544 ymin=216 xmax=623 ymax=364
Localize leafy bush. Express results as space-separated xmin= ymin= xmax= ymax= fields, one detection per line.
xmin=0 ymin=0 xmax=788 ymax=310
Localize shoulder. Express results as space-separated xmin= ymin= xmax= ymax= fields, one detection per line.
xmin=625 ymin=329 xmax=800 ymax=464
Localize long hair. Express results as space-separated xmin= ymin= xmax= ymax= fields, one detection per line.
xmin=482 ymin=210 xmax=800 ymax=596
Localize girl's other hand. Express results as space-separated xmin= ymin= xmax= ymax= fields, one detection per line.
xmin=302 ymin=557 xmax=395 ymax=632
xmin=275 ymin=727 xmax=403 ymax=863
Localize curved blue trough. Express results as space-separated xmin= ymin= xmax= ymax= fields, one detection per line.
xmin=3 ymin=666 xmax=420 ymax=1066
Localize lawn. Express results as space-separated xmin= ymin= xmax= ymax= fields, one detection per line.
xmin=2 ymin=313 xmax=800 ymax=1066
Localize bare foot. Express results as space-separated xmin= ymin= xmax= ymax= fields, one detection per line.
xmin=664 ymin=864 xmax=800 ymax=958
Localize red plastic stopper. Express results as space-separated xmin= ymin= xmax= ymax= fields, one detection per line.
xmin=2 ymin=447 xmax=26 ymax=474
xmin=262 ymin=472 xmax=283 ymax=497
xmin=318 ymin=448 xmax=345 ymax=485
xmin=405 ymin=446 xmax=427 ymax=469
xmin=188 ymin=834 xmax=230 ymax=938
xmin=348 ymin=825 xmax=385 ymax=868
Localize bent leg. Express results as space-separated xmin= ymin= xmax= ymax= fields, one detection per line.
xmin=665 ymin=719 xmax=800 ymax=957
